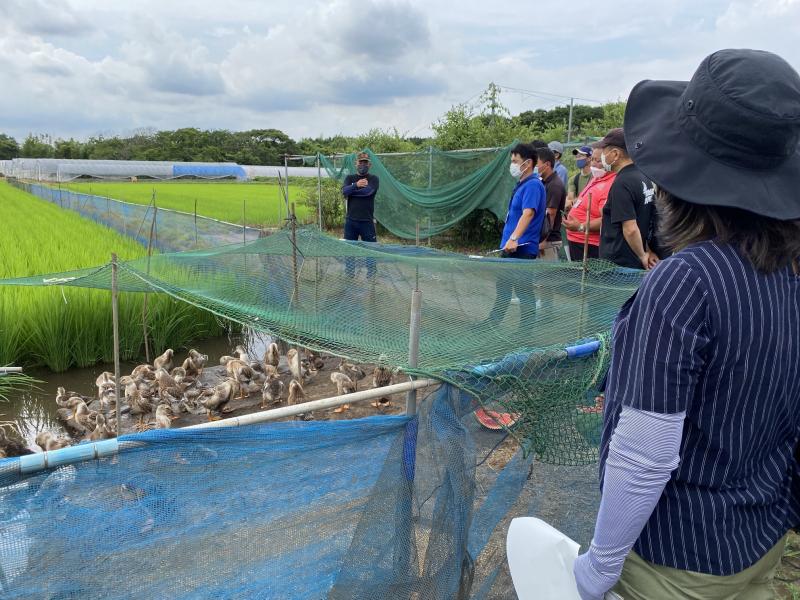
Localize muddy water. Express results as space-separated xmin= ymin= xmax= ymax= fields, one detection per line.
xmin=1 ymin=330 xmax=272 ymax=449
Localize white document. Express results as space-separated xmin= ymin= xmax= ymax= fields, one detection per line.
xmin=507 ymin=517 xmax=623 ymax=600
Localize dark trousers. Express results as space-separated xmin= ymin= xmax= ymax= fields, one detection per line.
xmin=568 ymin=240 xmax=600 ymax=262
xmin=487 ymin=252 xmax=537 ymax=324
xmin=344 ymin=218 xmax=377 ymax=277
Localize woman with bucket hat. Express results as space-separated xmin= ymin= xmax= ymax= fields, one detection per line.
xmin=573 ymin=49 xmax=800 ymax=599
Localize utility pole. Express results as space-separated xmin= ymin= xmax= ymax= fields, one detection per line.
xmin=567 ymin=97 xmax=575 ymax=144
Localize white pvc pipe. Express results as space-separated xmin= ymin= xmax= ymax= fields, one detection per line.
xmin=189 ymin=378 xmax=437 ymax=430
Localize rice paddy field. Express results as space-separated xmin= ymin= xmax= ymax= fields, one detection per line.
xmin=64 ymin=180 xmax=312 ymax=227
xmin=0 ymin=180 xmax=226 ymax=371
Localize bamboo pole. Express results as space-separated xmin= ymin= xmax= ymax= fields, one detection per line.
xmin=141 ymin=196 xmax=157 ymax=364
xmin=317 ymin=154 xmax=323 ymax=230
xmin=291 ymin=202 xmax=299 ymax=305
xmin=194 ymin=198 xmax=198 ymax=248
xmin=111 ymin=254 xmax=121 ymax=437
xmin=578 ymin=193 xmax=593 ymax=337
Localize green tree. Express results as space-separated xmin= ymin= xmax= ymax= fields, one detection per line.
xmin=20 ymin=134 xmax=54 ymax=158
xmin=0 ymin=133 xmax=20 ymax=160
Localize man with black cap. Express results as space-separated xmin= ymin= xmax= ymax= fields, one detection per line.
xmin=597 ymin=128 xmax=658 ymax=270
xmin=341 ymin=151 xmax=380 ymax=244
xmin=572 ymin=49 xmax=800 ymax=600
xmin=567 ymin=145 xmax=593 ymax=210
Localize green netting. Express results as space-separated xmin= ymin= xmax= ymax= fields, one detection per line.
xmin=315 ymin=146 xmax=516 ymax=239
xmin=0 ymin=228 xmax=643 ymax=464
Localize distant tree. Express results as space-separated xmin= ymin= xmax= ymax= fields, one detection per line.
xmin=0 ymin=133 xmax=20 ymax=160
xmin=20 ymin=134 xmax=54 ymax=158
xmin=54 ymin=138 xmax=85 ymax=159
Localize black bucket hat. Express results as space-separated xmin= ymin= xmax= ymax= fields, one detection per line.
xmin=624 ymin=49 xmax=800 ymax=220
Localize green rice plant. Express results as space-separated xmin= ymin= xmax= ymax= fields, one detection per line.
xmin=0 ymin=181 xmax=227 ymax=371
xmin=64 ymin=181 xmax=312 ymax=227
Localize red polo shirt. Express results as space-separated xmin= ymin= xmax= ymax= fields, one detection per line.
xmin=565 ymin=171 xmax=616 ymax=247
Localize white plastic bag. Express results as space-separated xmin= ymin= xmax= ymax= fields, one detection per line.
xmin=507 ymin=517 xmax=623 ymax=600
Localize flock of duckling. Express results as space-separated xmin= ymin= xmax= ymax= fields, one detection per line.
xmin=22 ymin=343 xmax=398 ymax=454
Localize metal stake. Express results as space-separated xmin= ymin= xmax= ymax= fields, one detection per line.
xmin=317 ymin=154 xmax=323 ymax=230
xmin=142 ymin=199 xmax=157 ymax=364
xmin=111 ymin=254 xmax=121 ymax=437
xmin=567 ymin=97 xmax=575 ymax=144
xmin=290 ymin=202 xmax=299 ymax=305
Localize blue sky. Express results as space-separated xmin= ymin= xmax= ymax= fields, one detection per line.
xmin=1 ymin=0 xmax=799 ymax=141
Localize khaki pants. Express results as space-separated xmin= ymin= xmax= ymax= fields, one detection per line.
xmin=539 ymin=241 xmax=562 ymax=261
xmin=612 ymin=535 xmax=787 ymax=600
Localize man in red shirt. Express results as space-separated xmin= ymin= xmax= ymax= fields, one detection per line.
xmin=563 ymin=146 xmax=616 ymax=261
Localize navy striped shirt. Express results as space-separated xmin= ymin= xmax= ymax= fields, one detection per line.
xmin=599 ymin=240 xmax=800 ymax=575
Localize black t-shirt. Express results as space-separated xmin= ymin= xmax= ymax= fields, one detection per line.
xmin=542 ymin=172 xmax=566 ymax=242
xmin=599 ymin=164 xmax=656 ymax=269
xmin=342 ymin=173 xmax=380 ymax=221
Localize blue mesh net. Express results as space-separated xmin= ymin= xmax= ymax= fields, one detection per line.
xmin=0 ymin=385 xmax=536 ymax=599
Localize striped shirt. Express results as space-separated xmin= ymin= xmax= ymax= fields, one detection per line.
xmin=599 ymin=240 xmax=800 ymax=575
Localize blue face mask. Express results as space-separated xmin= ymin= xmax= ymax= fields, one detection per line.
xmin=356 ymin=165 xmax=369 ymax=176
xmin=576 ymin=158 xmax=588 ymax=169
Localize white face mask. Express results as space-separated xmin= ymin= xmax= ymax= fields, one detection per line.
xmin=509 ymin=159 xmax=529 ymax=180
xmin=601 ymin=150 xmax=615 ymax=172
xmin=590 ymin=166 xmax=606 ymax=179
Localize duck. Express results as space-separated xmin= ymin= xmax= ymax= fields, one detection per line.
xmin=287 ymin=379 xmax=305 ymax=406
xmin=55 ymin=386 xmax=90 ymax=409
xmin=128 ymin=388 xmax=153 ymax=432
xmin=305 ymin=349 xmax=325 ymax=370
xmin=338 ymin=360 xmax=367 ymax=391
xmin=153 ymin=348 xmax=174 ymax=372
xmin=219 ymin=355 xmax=236 ymax=366
xmin=185 ymin=349 xmax=208 ymax=377
xmin=88 ymin=413 xmax=114 ymax=441
xmin=330 ymin=372 xmax=355 ymax=413
xmin=0 ymin=427 xmax=34 ymax=457
xmin=154 ymin=404 xmax=173 ymax=429
xmin=261 ymin=378 xmax=285 ymax=409
xmin=287 ymin=349 xmax=316 ymax=383
xmin=131 ymin=364 xmax=156 ymax=381
xmin=200 ymin=379 xmax=239 ymax=421
xmin=225 ymin=359 xmax=253 ymax=398
xmin=234 ymin=345 xmax=250 ymax=362
xmin=35 ymin=431 xmax=71 ymax=451
xmin=74 ymin=401 xmax=97 ymax=432
xmin=264 ymin=343 xmax=280 ymax=368
xmin=371 ymin=356 xmax=395 ymax=409
xmin=155 ymin=368 xmax=182 ymax=400
xmin=95 ymin=371 xmax=115 ymax=399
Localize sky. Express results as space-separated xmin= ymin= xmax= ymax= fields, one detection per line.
xmin=1 ymin=0 xmax=800 ymax=142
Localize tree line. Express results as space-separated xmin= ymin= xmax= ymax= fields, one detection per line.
xmin=0 ymin=92 xmax=625 ymax=164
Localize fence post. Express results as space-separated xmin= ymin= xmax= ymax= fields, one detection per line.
xmin=242 ymin=198 xmax=246 ymax=245
xmin=142 ymin=200 xmax=157 ymax=364
xmin=111 ymin=253 xmax=121 ymax=437
xmin=291 ymin=202 xmax=299 ymax=305
xmin=428 ymin=145 xmax=433 ymax=189
xmin=405 ymin=288 xmax=422 ymax=415
xmin=317 ymin=154 xmax=323 ymax=230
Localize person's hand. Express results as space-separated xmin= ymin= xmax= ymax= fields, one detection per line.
xmin=640 ymin=253 xmax=651 ymax=270
xmin=356 ymin=178 xmax=368 ymax=188
xmin=563 ymin=216 xmax=581 ymax=232
xmin=504 ymin=238 xmax=519 ymax=253
xmin=647 ymin=251 xmax=660 ymax=269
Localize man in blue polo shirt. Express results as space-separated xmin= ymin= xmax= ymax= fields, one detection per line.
xmin=487 ymin=142 xmax=546 ymax=323
xmin=500 ymin=142 xmax=547 ymax=258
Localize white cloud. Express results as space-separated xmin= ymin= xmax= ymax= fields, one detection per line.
xmin=0 ymin=0 xmax=799 ymax=142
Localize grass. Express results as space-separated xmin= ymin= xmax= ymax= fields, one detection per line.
xmin=64 ymin=180 xmax=313 ymax=227
xmin=0 ymin=180 xmax=226 ymax=371
xmin=777 ymin=531 xmax=800 ymax=599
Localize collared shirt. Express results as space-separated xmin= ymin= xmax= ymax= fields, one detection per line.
xmin=600 ymin=241 xmax=800 ymax=576
xmin=565 ymin=171 xmax=616 ymax=247
xmin=554 ymin=160 xmax=569 ymax=188
xmin=541 ymin=171 xmax=566 ymax=242
xmin=500 ymin=175 xmax=546 ymax=257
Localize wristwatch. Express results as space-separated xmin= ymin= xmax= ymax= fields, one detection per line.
xmin=510 ymin=235 xmax=519 ymax=241
xmin=578 ymin=224 xmax=585 ymax=232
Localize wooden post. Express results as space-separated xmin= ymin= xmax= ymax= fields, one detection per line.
xmin=141 ymin=200 xmax=157 ymax=364
xmin=291 ymin=202 xmax=299 ymax=305
xmin=415 ymin=219 xmax=420 ymax=246
xmin=111 ymin=254 xmax=121 ymax=437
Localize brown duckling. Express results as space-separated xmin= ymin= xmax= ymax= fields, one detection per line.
xmin=154 ymin=404 xmax=173 ymax=429
xmin=260 ymin=378 xmax=285 ymax=409
xmin=330 ymin=372 xmax=356 ymax=413
xmin=200 ymin=379 xmax=239 ymax=421
xmin=0 ymin=426 xmax=34 ymax=457
xmin=153 ymin=348 xmax=174 ymax=372
xmin=264 ymin=342 xmax=280 ymax=368
xmin=128 ymin=388 xmax=153 ymax=432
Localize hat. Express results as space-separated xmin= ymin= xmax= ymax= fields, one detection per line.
xmin=572 ymin=145 xmax=592 ymax=156
xmin=547 ymin=141 xmax=564 ymax=155
xmin=624 ymin=49 xmax=800 ymax=220
xmin=356 ymin=152 xmax=371 ymax=163
xmin=596 ymin=128 xmax=626 ymax=150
